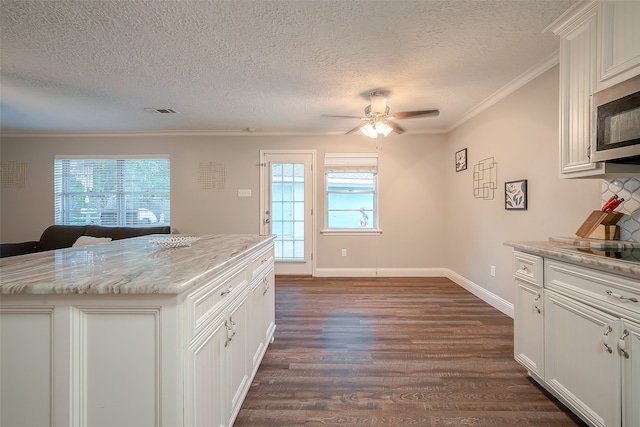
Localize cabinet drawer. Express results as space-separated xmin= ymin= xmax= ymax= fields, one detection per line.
xmin=545 ymin=259 xmax=640 ymax=319
xmin=250 ymin=244 xmax=274 ymax=280
xmin=186 ymin=263 xmax=248 ymax=340
xmin=514 ymin=252 xmax=543 ymax=286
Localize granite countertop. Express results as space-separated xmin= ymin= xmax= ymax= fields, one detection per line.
xmin=0 ymin=234 xmax=276 ymax=295
xmin=505 ymin=237 xmax=640 ymax=281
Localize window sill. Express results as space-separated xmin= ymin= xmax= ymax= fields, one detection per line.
xmin=320 ymin=229 xmax=382 ymax=236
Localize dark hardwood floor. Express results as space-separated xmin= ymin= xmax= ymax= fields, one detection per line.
xmin=235 ymin=277 xmax=586 ymax=427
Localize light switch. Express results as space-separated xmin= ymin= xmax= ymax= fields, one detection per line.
xmin=238 ymin=189 xmax=252 ymax=197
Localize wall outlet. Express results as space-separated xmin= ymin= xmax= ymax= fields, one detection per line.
xmin=341 ymin=249 xmax=347 ymax=257
xmin=237 ymin=189 xmax=252 ymax=197
xmin=490 ymin=265 xmax=496 ymax=277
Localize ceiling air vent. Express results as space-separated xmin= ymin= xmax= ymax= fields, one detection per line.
xmin=145 ymin=108 xmax=179 ymax=114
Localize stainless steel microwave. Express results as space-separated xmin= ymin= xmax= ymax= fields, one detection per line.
xmin=591 ymin=74 xmax=640 ymax=164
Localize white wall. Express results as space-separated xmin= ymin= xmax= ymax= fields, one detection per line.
xmin=444 ymin=65 xmax=601 ymax=303
xmin=0 ymin=133 xmax=448 ymax=270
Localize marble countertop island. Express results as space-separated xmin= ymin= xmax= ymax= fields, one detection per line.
xmin=0 ymin=234 xmax=276 ymax=295
xmin=505 ymin=237 xmax=640 ymax=281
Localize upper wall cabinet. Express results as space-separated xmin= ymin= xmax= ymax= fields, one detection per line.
xmin=598 ymin=1 xmax=640 ymax=88
xmin=549 ymin=1 xmax=640 ymax=178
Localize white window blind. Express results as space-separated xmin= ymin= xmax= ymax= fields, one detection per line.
xmin=323 ymin=152 xmax=378 ymax=173
xmin=54 ymin=155 xmax=170 ymax=227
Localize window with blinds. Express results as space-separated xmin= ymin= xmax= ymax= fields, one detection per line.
xmin=54 ymin=156 xmax=170 ymax=227
xmin=324 ymin=153 xmax=379 ymax=231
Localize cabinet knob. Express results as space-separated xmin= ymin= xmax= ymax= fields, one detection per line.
xmin=619 ymin=329 xmax=630 ymax=359
xmin=224 ymin=318 xmax=237 ymax=347
xmin=220 ymin=286 xmax=233 ymax=296
xmin=534 ymin=293 xmax=541 ymax=314
xmin=603 ymin=325 xmax=613 ymax=354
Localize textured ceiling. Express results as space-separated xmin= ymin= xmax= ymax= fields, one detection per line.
xmin=0 ymin=0 xmax=577 ymax=135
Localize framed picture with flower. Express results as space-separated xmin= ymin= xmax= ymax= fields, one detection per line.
xmin=455 ymin=148 xmax=467 ymax=172
xmin=505 ymin=179 xmax=527 ymax=210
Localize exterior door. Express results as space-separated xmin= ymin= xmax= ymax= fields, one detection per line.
xmin=260 ymin=151 xmax=315 ymax=275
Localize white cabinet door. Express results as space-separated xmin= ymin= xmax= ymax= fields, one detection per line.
xmin=514 ymin=279 xmax=544 ymax=379
xmin=598 ymin=1 xmax=640 ymax=86
xmin=226 ymin=290 xmax=251 ymax=426
xmin=187 ymin=317 xmax=227 ymax=427
xmin=621 ymin=320 xmax=640 ymax=427
xmin=249 ymin=276 xmax=267 ymax=376
xmin=0 ymin=308 xmax=54 ymax=427
xmin=248 ymin=266 xmax=275 ymax=377
xmin=557 ymin=7 xmax=604 ymax=177
xmin=262 ymin=267 xmax=276 ymax=346
xmin=544 ymin=290 xmax=620 ymax=427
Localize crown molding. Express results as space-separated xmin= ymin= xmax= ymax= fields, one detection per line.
xmin=445 ymin=50 xmax=560 ymax=133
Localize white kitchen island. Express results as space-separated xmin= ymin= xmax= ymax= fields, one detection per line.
xmin=0 ymin=233 xmax=276 ymax=427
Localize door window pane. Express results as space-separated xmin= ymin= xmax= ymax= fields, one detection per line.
xmin=271 ymin=162 xmax=305 ymax=260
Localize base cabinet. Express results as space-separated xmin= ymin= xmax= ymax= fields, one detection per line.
xmin=188 ymin=316 xmax=227 ymax=427
xmin=514 ymin=279 xmax=545 ymax=379
xmin=185 ymin=247 xmax=275 ymax=427
xmin=249 ymin=264 xmax=275 ymax=376
xmin=544 ymin=290 xmax=621 ymax=427
xmin=512 ymin=250 xmax=640 ymax=427
xmin=0 ymin=240 xmax=276 ymax=427
xmin=622 ymin=320 xmax=640 ymax=427
xmin=227 ymin=289 xmax=251 ymax=424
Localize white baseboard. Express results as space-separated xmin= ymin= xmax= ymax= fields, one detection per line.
xmin=314 ymin=267 xmax=450 ymax=277
xmin=313 ymin=267 xmax=514 ymax=318
xmin=445 ymin=270 xmax=514 ymax=318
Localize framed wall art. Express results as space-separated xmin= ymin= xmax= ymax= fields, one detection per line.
xmin=505 ymin=179 xmax=527 ymax=210
xmin=455 ymin=148 xmax=467 ymax=172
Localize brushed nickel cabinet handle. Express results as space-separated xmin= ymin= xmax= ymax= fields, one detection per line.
xmin=606 ymin=290 xmax=638 ymax=303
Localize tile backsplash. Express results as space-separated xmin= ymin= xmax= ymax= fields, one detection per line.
xmin=602 ymin=177 xmax=640 ymax=242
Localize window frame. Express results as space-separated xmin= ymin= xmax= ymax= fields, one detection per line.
xmin=321 ymin=153 xmax=381 ymax=235
xmin=54 ymin=155 xmax=170 ymax=227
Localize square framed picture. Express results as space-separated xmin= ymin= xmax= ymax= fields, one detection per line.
xmin=505 ymin=179 xmax=527 ymax=210
xmin=455 ymin=148 xmax=467 ymax=172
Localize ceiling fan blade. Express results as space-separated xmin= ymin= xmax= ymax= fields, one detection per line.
xmin=385 ymin=120 xmax=406 ymax=134
xmin=321 ymin=114 xmax=365 ymax=119
xmin=345 ymin=123 xmax=367 ymax=135
xmin=389 ymin=109 xmax=440 ymax=120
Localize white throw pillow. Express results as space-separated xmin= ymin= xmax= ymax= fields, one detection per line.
xmin=72 ymin=236 xmax=113 ymax=247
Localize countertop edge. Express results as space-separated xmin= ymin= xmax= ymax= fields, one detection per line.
xmin=504 ymin=240 xmax=640 ymax=281
xmin=0 ymin=234 xmax=277 ymax=296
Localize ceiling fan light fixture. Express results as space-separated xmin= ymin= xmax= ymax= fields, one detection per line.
xmin=361 ymin=122 xmax=377 ymax=138
xmin=375 ymin=121 xmax=392 ymax=136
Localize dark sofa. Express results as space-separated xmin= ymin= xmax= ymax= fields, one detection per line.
xmin=0 ymin=224 xmax=171 ymax=258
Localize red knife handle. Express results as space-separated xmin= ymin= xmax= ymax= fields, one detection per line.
xmin=602 ymin=195 xmax=619 ymax=211
xmin=608 ymin=198 xmax=624 ymax=211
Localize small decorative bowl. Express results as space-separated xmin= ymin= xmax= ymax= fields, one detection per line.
xmin=150 ymin=236 xmax=200 ymax=249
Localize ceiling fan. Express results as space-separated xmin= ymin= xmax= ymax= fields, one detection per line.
xmin=322 ymin=91 xmax=439 ymax=138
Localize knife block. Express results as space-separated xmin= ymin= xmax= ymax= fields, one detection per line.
xmin=576 ymin=210 xmax=623 ymax=239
